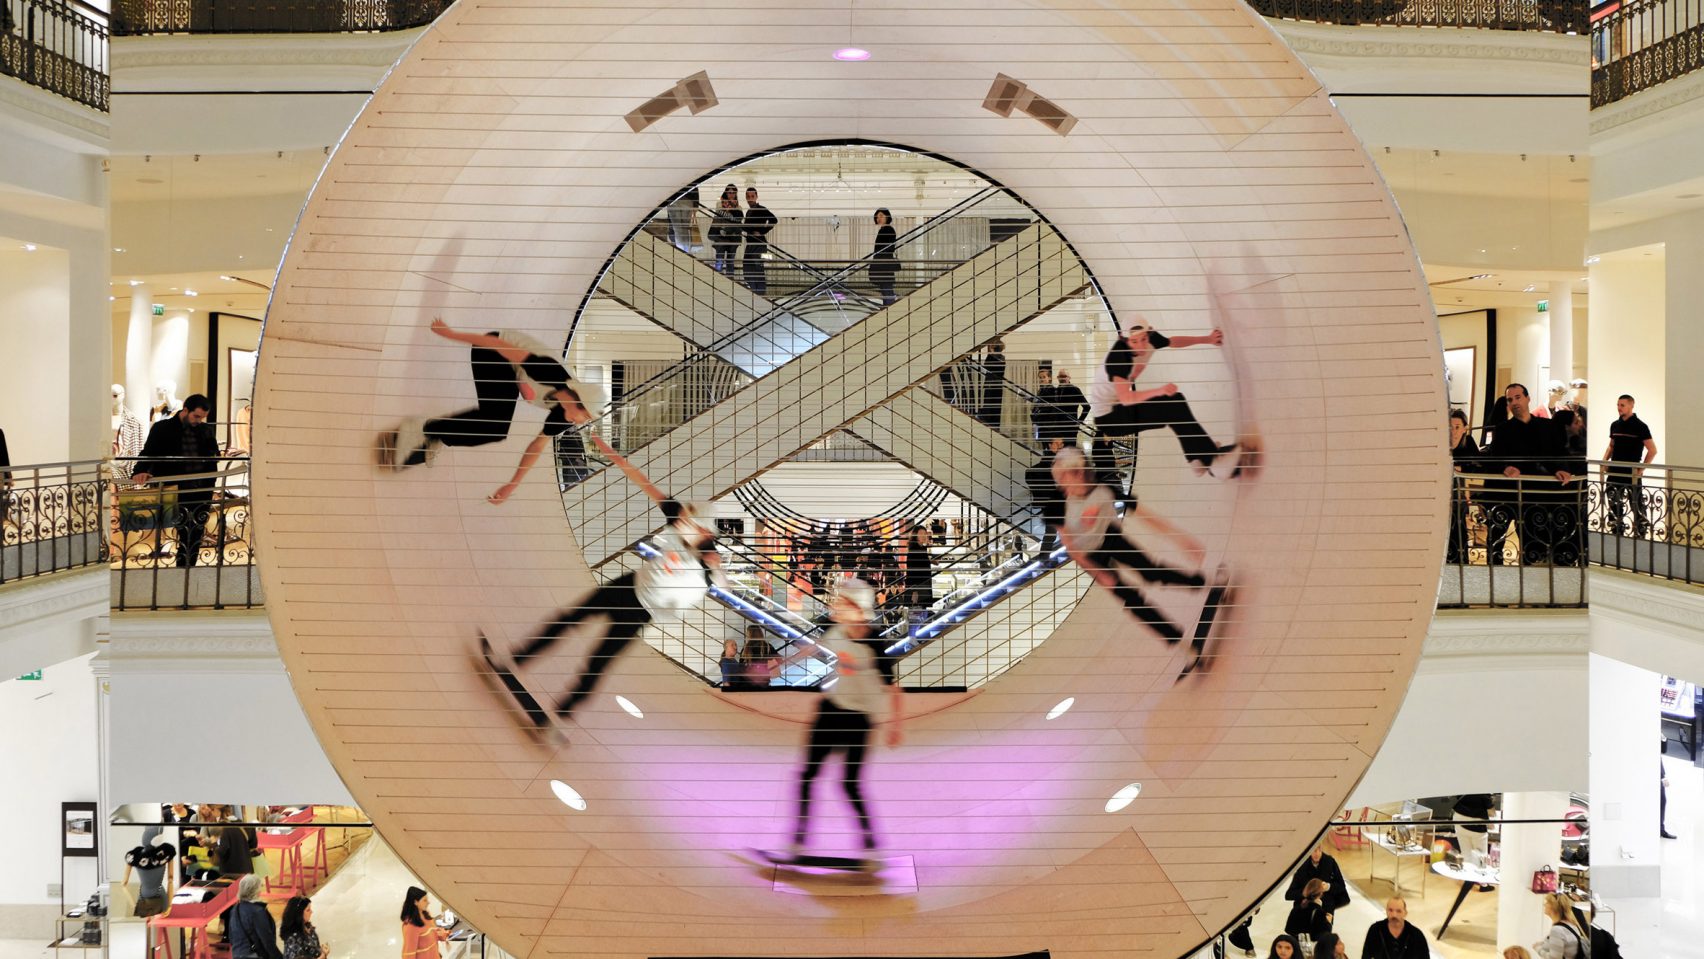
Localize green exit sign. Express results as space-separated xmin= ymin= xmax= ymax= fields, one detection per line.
xmin=152 ymin=304 xmax=165 ymax=316
xmin=17 ymin=670 xmax=42 ymax=681
xmin=1536 ymin=300 xmax=1549 ymax=313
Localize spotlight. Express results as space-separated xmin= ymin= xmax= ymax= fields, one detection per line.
xmin=1105 ymin=783 xmax=1142 ymax=812
xmin=615 ymin=696 xmax=644 ymax=719
xmin=833 ymin=47 xmax=871 ymax=61
xmin=549 ymin=780 xmax=587 ymax=811
xmin=1047 ymin=698 xmax=1075 ymax=720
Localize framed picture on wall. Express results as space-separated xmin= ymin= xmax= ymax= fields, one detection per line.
xmin=62 ymin=802 xmax=97 ymax=857
xmin=1444 ymin=347 xmax=1476 ymax=424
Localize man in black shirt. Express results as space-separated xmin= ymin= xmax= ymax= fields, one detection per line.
xmin=1603 ymin=393 xmax=1657 ymax=538
xmin=742 ymin=187 xmax=777 ymax=295
xmin=1088 ymin=324 xmax=1241 ymax=489
xmin=1484 ymin=383 xmax=1578 ymax=565
xmin=132 ymin=394 xmax=220 ymax=567
xmin=1032 ymin=369 xmax=1088 ymax=443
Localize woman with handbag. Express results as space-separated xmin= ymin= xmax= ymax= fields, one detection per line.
xmin=869 ymin=207 xmax=900 ymax=305
xmin=1532 ymin=893 xmax=1591 ymax=959
xmin=228 ymin=875 xmax=283 ymax=959
xmin=401 ymin=886 xmax=450 ymax=959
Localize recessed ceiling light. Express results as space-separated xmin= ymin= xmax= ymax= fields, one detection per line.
xmin=833 ymin=47 xmax=871 ymax=61
xmin=108 ymin=295 xmax=115 ymax=301
xmin=113 ymin=247 xmax=125 ymax=253
xmin=549 ymin=780 xmax=587 ymax=811
xmin=1105 ymin=783 xmax=1142 ymax=812
xmin=1523 ymin=284 xmax=1536 ymax=293
xmin=184 ymin=289 xmax=198 ymax=297
xmin=615 ymin=695 xmax=643 ymax=718
xmin=128 ymin=279 xmax=142 ymax=287
xmin=1585 ymin=256 xmax=1601 ymax=265
xmin=22 ymin=244 xmax=36 ymax=251
xmin=1047 ymin=697 xmax=1075 ymax=720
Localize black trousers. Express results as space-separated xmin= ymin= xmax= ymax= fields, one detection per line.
xmin=1087 ymin=526 xmax=1205 ymax=640
xmin=1091 ymin=392 xmax=1221 ymax=479
xmin=169 ymin=481 xmax=215 ymax=568
xmin=1605 ymin=472 xmax=1650 ymax=537
xmin=424 ymin=343 xmax=519 ymax=449
xmin=743 ymin=246 xmax=768 ymax=295
xmin=518 ymin=571 xmax=653 ymax=718
xmin=793 ymin=699 xmax=876 ymax=849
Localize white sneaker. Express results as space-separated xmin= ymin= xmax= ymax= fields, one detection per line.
xmin=394 ymin=417 xmax=429 ymax=469
xmin=1207 ymin=444 xmax=1243 ymax=481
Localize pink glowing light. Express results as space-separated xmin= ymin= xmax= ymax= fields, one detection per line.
xmin=834 ymin=47 xmax=871 ymax=61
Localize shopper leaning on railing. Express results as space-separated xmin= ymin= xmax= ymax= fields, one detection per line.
xmin=128 ymin=394 xmax=221 ymax=568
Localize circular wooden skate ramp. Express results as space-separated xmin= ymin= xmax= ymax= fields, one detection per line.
xmin=251 ymin=1 xmax=1448 ymax=957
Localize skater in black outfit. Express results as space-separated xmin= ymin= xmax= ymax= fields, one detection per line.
xmin=785 ymin=580 xmax=904 ymax=865
xmin=381 ymin=318 xmax=603 ymax=505
xmin=1087 ymin=322 xmax=1241 ymax=488
xmin=1053 ymin=448 xmax=1228 ymax=674
xmin=480 ymin=434 xmax=722 ymax=743
xmin=742 ymin=187 xmax=776 ymax=295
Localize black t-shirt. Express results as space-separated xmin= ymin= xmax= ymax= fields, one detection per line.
xmin=1608 ymin=414 xmax=1652 ymax=463
xmin=659 ymin=498 xmax=719 ymax=558
xmin=1103 ymin=332 xmax=1172 ymax=381
xmin=743 ymin=204 xmax=776 ymax=247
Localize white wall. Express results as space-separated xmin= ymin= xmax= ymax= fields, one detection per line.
xmin=1587 ymin=251 xmax=1665 ymax=461
xmin=0 ymin=246 xmax=73 ymax=463
xmin=1588 ymin=653 xmax=1664 ymax=898
xmin=0 ymin=655 xmax=101 ymax=907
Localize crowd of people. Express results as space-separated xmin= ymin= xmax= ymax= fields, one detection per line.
xmin=1447 ymin=382 xmax=1660 ymax=566
xmin=1224 ymin=842 xmax=1619 ymax=959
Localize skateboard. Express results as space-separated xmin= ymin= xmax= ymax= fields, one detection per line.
xmin=476 ymin=633 xmax=563 ymax=743
xmin=1177 ymin=579 xmax=1233 ymax=683
xmin=751 ymin=848 xmax=880 ymax=874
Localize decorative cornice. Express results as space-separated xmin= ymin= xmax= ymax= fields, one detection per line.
xmin=106 ymin=609 xmax=277 ymax=669
xmin=0 ymin=75 xmax=110 ymax=143
xmin=1423 ymin=609 xmax=1591 ymax=658
xmin=111 ymin=31 xmax=418 ymax=79
xmin=1267 ymin=20 xmax=1588 ymax=69
xmin=0 ymin=568 xmax=108 ymax=634
xmin=1590 ymin=68 xmax=1704 ymax=136
xmin=1586 ymin=568 xmax=1704 ymax=631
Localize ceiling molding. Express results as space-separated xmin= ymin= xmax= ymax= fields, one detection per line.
xmin=1590 ymin=68 xmax=1704 ymax=138
xmin=0 ymin=568 xmax=107 ymax=635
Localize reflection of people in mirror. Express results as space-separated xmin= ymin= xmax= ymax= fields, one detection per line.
xmin=479 ymin=437 xmax=723 ymax=745
xmin=1053 ymin=448 xmax=1230 ymax=679
xmin=379 ymin=319 xmax=603 ymax=505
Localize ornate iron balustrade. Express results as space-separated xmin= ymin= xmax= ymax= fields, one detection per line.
xmin=110 ymin=0 xmax=455 ymax=34
xmin=1591 ymin=0 xmax=1704 ymax=106
xmin=0 ymin=0 xmax=109 ymax=111
xmin=111 ymin=457 xmax=260 ymax=610
xmin=1248 ymin=0 xmax=1586 ymax=33
xmin=1 ymin=459 xmax=107 ymax=583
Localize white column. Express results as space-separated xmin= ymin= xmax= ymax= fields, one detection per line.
xmin=1548 ymin=280 xmax=1574 ymax=399
xmin=1588 ymin=653 xmax=1663 ymax=898
xmin=124 ymin=284 xmax=152 ymax=422
xmin=1496 ymin=791 xmax=1568 ymax=951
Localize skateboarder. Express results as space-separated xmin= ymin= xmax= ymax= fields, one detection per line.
xmin=783 ymin=579 xmax=904 ymax=868
xmin=480 ymin=433 xmax=723 ymax=743
xmin=1087 ymin=321 xmax=1242 ymax=490
xmin=1052 ymin=448 xmax=1228 ymax=676
xmin=380 ymin=318 xmax=604 ymax=505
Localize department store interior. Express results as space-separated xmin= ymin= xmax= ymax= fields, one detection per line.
xmin=2 ymin=1 xmax=1703 ymax=958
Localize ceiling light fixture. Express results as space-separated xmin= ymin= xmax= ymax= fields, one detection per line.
xmin=113 ymin=247 xmax=125 ymax=253
xmin=1584 ymin=255 xmax=1601 ymax=265
xmin=184 ymin=289 xmax=199 ymax=297
xmin=549 ymin=780 xmax=587 ymax=811
xmin=23 ymin=244 xmax=37 ymax=251
xmin=128 ymin=279 xmax=142 ymax=287
xmin=1105 ymin=783 xmax=1142 ymax=812
xmin=1047 ymin=698 xmax=1075 ymax=720
xmin=615 ymin=695 xmax=644 ymax=719
xmin=834 ymin=47 xmax=871 ymax=61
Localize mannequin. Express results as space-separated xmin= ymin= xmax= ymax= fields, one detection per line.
xmin=151 ymin=382 xmax=180 ymax=423
xmin=111 ymin=384 xmax=145 ymax=478
xmin=231 ymin=398 xmax=253 ymax=453
xmin=122 ymin=825 xmax=176 ymax=918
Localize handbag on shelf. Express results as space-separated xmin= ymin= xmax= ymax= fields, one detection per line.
xmin=1530 ymin=865 xmax=1559 ymax=893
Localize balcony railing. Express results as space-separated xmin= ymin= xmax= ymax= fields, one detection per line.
xmin=1 ymin=459 xmax=107 ymax=584
xmin=1248 ymin=0 xmax=1586 ymax=33
xmin=0 ymin=0 xmax=109 ymax=111
xmin=110 ymin=0 xmax=455 ymax=34
xmin=111 ymin=457 xmax=260 ymax=611
xmin=1440 ymin=458 xmax=1704 ymax=607
xmin=1591 ymin=0 xmax=1704 ymax=106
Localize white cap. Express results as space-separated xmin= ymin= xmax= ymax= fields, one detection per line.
xmin=836 ymin=578 xmax=876 ymax=619
xmin=564 ymin=380 xmax=606 ymax=417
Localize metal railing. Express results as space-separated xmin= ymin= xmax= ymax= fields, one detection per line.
xmin=1585 ymin=459 xmax=1703 ymax=585
xmin=0 ymin=459 xmax=106 ymax=584
xmin=1591 ymin=0 xmax=1704 ymax=106
xmin=110 ymin=0 xmax=454 ymax=34
xmin=1248 ymin=0 xmax=1586 ymax=32
xmin=0 ymin=0 xmax=109 ymax=111
xmin=110 ymin=457 xmax=260 ymax=610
